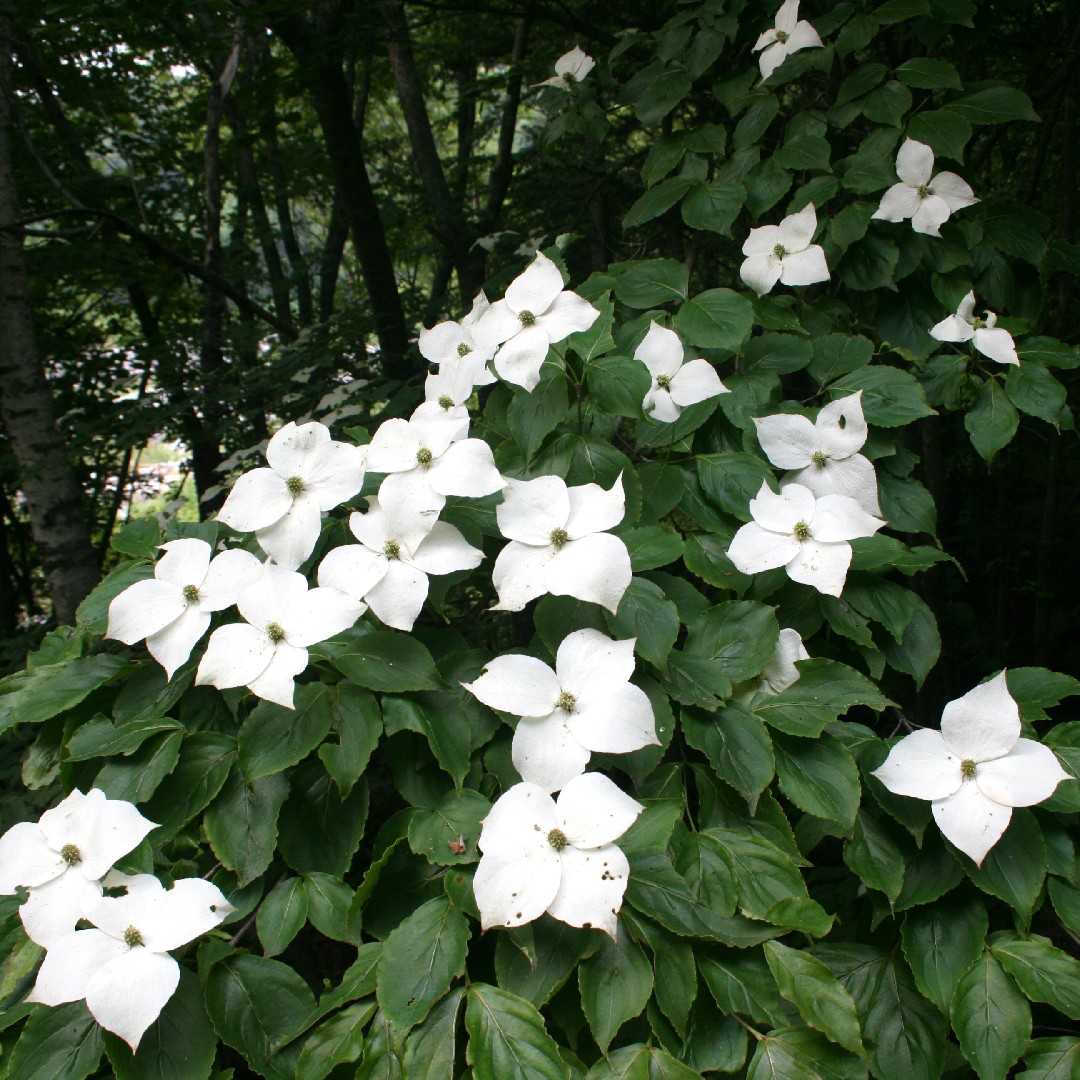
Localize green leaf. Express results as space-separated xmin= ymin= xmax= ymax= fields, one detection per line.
xmin=964 ymin=811 xmax=1046 ymax=920
xmin=9 ymin=1002 xmax=104 ymax=1080
xmin=319 ymin=685 xmax=382 ymax=797
xmin=622 ymin=64 xmax=692 ymax=125
xmin=946 ymin=87 xmax=1039 ymax=125
xmin=964 ymin=378 xmax=1019 ymax=462
xmin=696 ymin=453 xmax=774 ymax=521
xmin=586 ymin=355 xmax=651 ymax=418
xmin=843 ymin=811 xmax=906 ymax=901
xmin=579 ymin=932 xmax=653 ymax=1053
xmin=621 ymin=527 xmax=684 ymax=572
xmin=1005 ymin=362 xmax=1066 ymax=424
xmin=355 ymin=1009 xmax=402 ymax=1080
xmin=684 ymin=601 xmax=778 ymax=682
xmin=625 ymin=914 xmax=697 ymax=1036
xmin=808 ymin=334 xmax=874 ymax=384
xmin=407 ymin=788 xmax=490 ymax=866
xmin=906 ymin=109 xmax=972 ymax=160
xmin=305 ymin=873 xmax=364 ymax=945
xmin=603 ymin=577 xmax=680 ymax=668
xmin=764 ymin=942 xmax=865 ymax=1057
xmin=257 ymin=877 xmax=309 ymax=958
xmin=0 ymin=655 xmax=129 ymax=733
xmin=495 ymin=917 xmax=594 ymax=1007
xmin=377 ymin=896 xmax=469 ymax=1034
xmin=675 ymin=289 xmax=754 ymax=351
xmin=76 ymin=562 xmax=153 ymax=634
xmin=950 ymin=951 xmax=1030 ymax=1080
xmin=746 ymin=1027 xmax=866 ymax=1080
xmin=402 ymin=988 xmax=464 ymax=1079
xmin=333 ymin=630 xmax=445 ymax=692
xmin=842 ymin=577 xmax=916 ymax=642
xmin=681 ymin=703 xmax=774 ymax=812
xmin=830 ymin=366 xmax=935 ymax=427
xmin=623 ymin=178 xmax=696 ymax=229
xmin=773 ymin=732 xmax=861 ymax=828
xmin=664 ymin=649 xmax=732 ymax=708
xmin=874 ymin=0 xmax=930 ymax=24
xmin=699 ymin=946 xmax=788 ymax=1027
xmin=204 ymin=769 xmax=289 ymax=887
xmin=465 ymin=983 xmax=570 ymax=1080
xmin=881 ymin=594 xmax=941 ymax=688
xmin=895 ymin=58 xmax=962 ymax=89
xmin=1019 ymin=1039 xmax=1080 ymax=1080
xmin=901 ymin=893 xmax=988 ymax=1014
xmin=142 ymin=732 xmax=235 ymax=838
xmin=681 ymin=179 xmax=746 ymax=235
xmin=110 ymin=518 xmax=163 ymax=558
xmin=94 ymin=729 xmax=183 ymax=804
xmin=66 ymin=714 xmax=183 ymax=761
xmin=239 ymin=682 xmax=340 ymax=780
xmin=614 ymin=259 xmax=689 ymax=308
xmin=277 ymin=763 xmax=369 ymax=877
xmin=585 ymin=1043 xmax=700 ymax=1080
xmin=296 ymin=1000 xmax=376 ymax=1080
xmin=509 ymin=368 xmax=570 ymax=460
xmin=380 ymin=694 xmax=472 ymax=789
xmin=755 ymin=659 xmax=892 ymax=737
xmin=990 ymin=933 xmax=1080 ymax=1020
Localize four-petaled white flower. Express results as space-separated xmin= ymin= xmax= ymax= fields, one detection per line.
xmin=196 ymin=565 xmax=362 ymax=708
xmin=473 ymin=773 xmax=643 ymax=938
xmin=872 ymin=139 xmax=978 ymax=237
xmin=318 ymin=498 xmax=483 ymax=632
xmin=418 ymin=291 xmax=498 ymax=381
xmin=216 ymin=421 xmax=366 ymax=570
xmin=476 ymin=252 xmax=600 ymax=391
xmin=754 ymin=391 xmax=880 ymax=515
xmin=754 ymin=0 xmax=823 ymax=80
xmin=537 ymin=46 xmax=595 ymax=89
xmin=464 ymin=630 xmax=658 ymax=792
xmin=740 ymin=203 xmax=830 ymax=297
xmin=414 ymin=350 xmax=496 ymax=432
xmin=727 ymin=482 xmax=885 ymax=597
xmin=634 ymin=323 xmax=728 ymax=423
xmin=367 ymin=412 xmax=504 ymax=554
xmin=929 ymin=291 xmax=1019 ymax=366
xmin=107 ymin=539 xmax=263 ymax=679
xmin=0 ymin=789 xmax=156 ymax=947
xmin=872 ymin=672 xmax=1070 ymax=864
xmin=492 ymin=473 xmax=631 ymax=613
xmin=29 ymin=874 xmax=233 ymax=1050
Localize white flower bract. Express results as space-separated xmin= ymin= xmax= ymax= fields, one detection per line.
xmin=473 ymin=773 xmax=643 ymax=938
xmin=633 ymin=323 xmax=728 ymax=423
xmin=872 ymin=139 xmax=978 ymax=237
xmin=753 ymin=0 xmax=823 ymax=80
xmin=727 ymin=482 xmax=885 ymax=597
xmin=929 ymin=291 xmax=1020 ymax=366
xmin=872 ymin=672 xmax=1071 ymax=864
xmin=463 ymin=630 xmax=658 ymax=792
xmin=418 ymin=291 xmax=498 ymax=378
xmin=537 ymin=46 xmax=595 ymax=88
xmin=740 ymin=203 xmax=830 ymax=297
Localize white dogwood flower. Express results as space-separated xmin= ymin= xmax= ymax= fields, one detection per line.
xmin=473 ymin=773 xmax=643 ymax=938
xmin=29 ymin=874 xmax=233 ymax=1050
xmin=475 ymin=252 xmax=600 ymax=390
xmin=872 ymin=672 xmax=1070 ymax=864
xmin=754 ymin=628 xmax=810 ymax=698
xmin=754 ymin=0 xmax=823 ymax=80
xmin=0 ymin=789 xmax=156 ymax=947
xmin=107 ymin=539 xmax=263 ymax=679
xmin=740 ymin=203 xmax=830 ymax=297
xmin=727 ymin=482 xmax=884 ymax=597
xmin=464 ymin=630 xmax=658 ymax=792
xmin=872 ymin=139 xmax=978 ymax=237
xmin=753 ymin=391 xmax=880 ymax=514
xmin=367 ymin=412 xmax=504 ymax=554
xmin=418 ymin=291 xmax=498 ymax=381
xmin=318 ymin=498 xmax=483 ymax=632
xmin=216 ymin=421 xmax=366 ymax=570
xmin=929 ymin=291 xmax=1020 ymax=366
xmin=195 ymin=565 xmax=362 ymax=708
xmin=537 ymin=46 xmax=596 ymax=88
xmin=492 ymin=473 xmax=631 ymax=613
xmin=634 ymin=323 xmax=728 ymax=423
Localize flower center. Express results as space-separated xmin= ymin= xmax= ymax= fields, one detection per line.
xmin=811 ymin=451 xmax=828 ymax=468
xmin=416 ymin=446 xmax=433 ymax=467
xmin=556 ymin=691 xmax=576 ymax=713
xmin=775 ymin=29 xmax=789 ymax=42
xmin=793 ymin=520 xmax=811 ymax=542
xmin=961 ymin=759 xmax=977 ymax=778
xmin=383 ymin=539 xmax=401 ymax=560
xmin=266 ymin=622 xmax=286 ymax=643
xmin=60 ymin=843 xmax=81 ymax=866
xmin=656 ymin=373 xmax=671 ymax=390
xmin=916 ymin=184 xmax=930 ymax=199
xmin=547 ymin=828 xmax=568 ymax=851
xmin=773 ymin=243 xmax=786 ymax=259
xmin=549 ymin=526 xmax=569 ymax=549
xmin=182 ymin=583 xmax=200 ymax=603
xmin=438 ymin=394 xmax=454 ymax=410
xmin=971 ymin=316 xmax=985 ymax=330
xmin=123 ymin=925 xmax=143 ymax=948
xmin=563 ymin=71 xmax=576 ymax=85
xmin=519 ymin=310 xmax=536 ymax=326
xmin=457 ymin=342 xmax=471 ymax=357
xmin=286 ymin=475 xmax=304 ymax=496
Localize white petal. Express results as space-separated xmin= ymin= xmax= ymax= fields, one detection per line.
xmin=774 ymin=0 xmax=800 ymax=33
xmin=777 ymin=203 xmax=818 ymax=252
xmin=727 ymin=522 xmax=802 ymax=574
xmin=536 ymin=291 xmax=600 ymax=344
xmin=365 ymin=562 xmax=428 ymax=631
xmin=409 ymin=412 xmax=462 ymax=457
xmin=911 ymin=195 xmax=951 ymax=237
xmin=479 ymin=782 xmax=558 ymax=855
xmin=569 ymin=683 xmax=658 ymax=754
xmin=20 ymin=872 xmax=105 ymax=947
xmin=473 ymin=845 xmax=562 ymax=931
xmin=471 ymin=298 xmax=521 ymax=350
xmin=976 ymin=740 xmax=1071 ymax=807
xmin=644 ymin=386 xmax=681 ymax=423
xmin=216 ymin=469 xmax=292 ymax=532
xmin=816 ymin=392 xmax=868 ymax=458
xmin=87 ymin=948 xmax=180 ymax=1051
xmin=788 ymin=455 xmax=880 ymax=516
xmin=556 ymin=629 xmax=635 ymax=698
xmin=669 ymin=359 xmax=726 ymax=407
xmin=929 ymin=314 xmax=976 ymax=343
xmin=103 ymin=878 xmax=231 ymax=953
xmin=464 ymin=654 xmax=561 ymax=717
xmin=556 ymin=773 xmax=643 ymax=849
xmin=872 ymin=183 xmax=920 ymax=223
xmin=512 ymin=715 xmax=591 ymax=793
xmin=956 ymin=292 xmax=977 ymax=323
xmin=754 ymin=414 xmax=819 ymax=470
xmin=871 ymin=728 xmax=963 ymax=800
xmin=493 ymin=324 xmax=551 ymax=391
xmin=195 ymin=624 xmax=275 ymax=691
xmin=419 ymin=319 xmax=467 ymax=366
xmin=565 ymin=474 xmax=625 ymax=539
xmin=286 ymin=587 xmax=362 ymax=648
xmin=634 ymin=323 xmax=684 ymax=379
xmin=317 ymin=544 xmax=389 ymax=605
xmin=35 ymin=788 xmax=93 ymax=848
xmin=896 ymin=139 xmax=934 ymax=187
xmin=147 ymin=606 xmax=211 ymax=681
xmin=555 ymin=46 xmax=593 ymax=80
xmin=497 ymin=476 xmax=569 ymax=544
xmin=265 ymin=421 xmax=329 ymax=476
xmin=750 ymin=481 xmax=815 ymax=533
xmin=55 ymin=793 xmax=157 ymax=882
xmin=154 ymin=539 xmax=212 ymax=589
xmin=811 ymin=493 xmax=885 ymax=542
xmin=548 ymin=534 xmax=632 ymax=614
xmin=757 ymin=41 xmax=788 ymax=80
xmin=107 ymin=579 xmax=186 ymax=645
xmin=0 ymin=822 xmax=63 ymax=893
xmin=255 ymin=490 xmax=323 ymax=570
xmin=491 ymin=541 xmax=557 ymax=612
xmin=29 ymin=928 xmax=126 ymax=1004
xmin=932 ymin=782 xmax=1011 ymax=865
xmin=505 ymin=251 xmax=565 ymax=318
xmin=377 ymin=470 xmax=445 ymax=556
xmin=753 ymin=27 xmax=779 ymax=52
xmin=198 ymin=549 xmax=265 ymax=611
xmin=302 ymin=441 xmax=366 ymax=511
xmin=742 ymin=224 xmax=781 ymax=257
xmin=780 ymin=245 xmax=830 ymax=287
xmin=348 ymin=502 xmax=392 ymax=551
xmin=236 ymin=567 xmax=308 ymax=629
xmin=408 ymin=521 xmax=484 ymax=576
xmin=367 ymin=418 xmax=421 ymax=474
xmin=786 ymin=20 xmax=823 ymax=52
xmin=547 ymin=844 xmax=629 ymax=938
xmin=740 ymin=253 xmax=784 ymax=296
xmin=940 ymin=671 xmax=1020 ymax=762
xmin=785 ymin=537 xmax=852 ymax=596
xmin=927 ymin=171 xmax=978 ymax=212
xmin=759 ymin=628 xmax=810 ymax=695
xmin=428 ymin=439 xmax=504 ymax=498
xmin=246 ymin=642 xmax=308 ymax=708
xmin=973 ymin=327 xmax=1019 ymax=366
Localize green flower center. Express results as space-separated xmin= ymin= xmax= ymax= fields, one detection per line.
xmin=961 ymin=759 xmax=977 ymax=778
xmin=793 ymin=520 xmax=811 ymax=542
xmin=286 ymin=475 xmax=304 ymax=496
xmin=556 ymin=691 xmax=577 ymax=713
xmin=916 ymin=184 xmax=930 ymax=199
xmin=549 ymin=527 xmax=569 ymax=549
xmin=519 ymin=310 xmax=536 ymax=326
xmin=416 ymin=447 xmax=433 ymax=467
xmin=971 ymin=316 xmax=985 ymax=330
xmin=548 ymin=828 xmax=568 ymax=851
xmin=383 ymin=539 xmax=401 ymax=560
xmin=438 ymin=395 xmax=454 ymax=410
xmin=811 ymin=451 xmax=828 ymax=468
xmin=266 ymin=622 xmax=286 ymax=643
xmin=60 ymin=843 xmax=81 ymax=866
xmin=123 ymin=925 xmax=143 ymax=948
xmin=656 ymin=373 xmax=671 ymax=390
xmin=775 ymin=29 xmax=789 ymax=42
xmin=457 ymin=342 xmax=471 ymax=357
xmin=773 ymin=243 xmax=786 ymax=259
xmin=182 ymin=584 xmax=200 ymax=603
xmin=563 ymin=71 xmax=576 ymax=84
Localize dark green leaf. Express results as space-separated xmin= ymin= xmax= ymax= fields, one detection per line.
xmin=964 ymin=811 xmax=1045 ymax=920
xmin=239 ymin=683 xmax=340 ymax=780
xmin=509 ymin=369 xmax=570 ymax=460
xmin=747 ymin=1027 xmax=866 ymax=1080
xmin=9 ymin=1002 xmax=104 ymax=1080
xmin=623 ymin=178 xmax=696 ymax=229
xmin=900 ymin=893 xmax=987 ymax=1013
xmin=895 ymin=58 xmax=962 ymax=89
xmin=94 ymin=730 xmax=183 ymax=804
xmin=0 ymin=655 xmax=129 ymax=733
xmin=950 ymin=951 xmax=1030 ymax=1080
xmin=773 ymin=731 xmax=861 ymax=828
xmin=755 ymin=659 xmax=892 ymax=737
xmin=684 ymin=601 xmax=779 ymax=682
xmin=681 ymin=703 xmax=774 ymax=812
xmin=830 ymin=366 xmax=935 ymax=427
xmin=464 ymin=983 xmax=570 ymax=1080
xmin=205 ymin=768 xmax=289 ymax=887
xmin=277 ymin=763 xmax=369 ymax=876
xmin=675 ymin=289 xmax=754 ymax=351
xmin=991 ymin=933 xmax=1080 ymax=1020
xmin=407 ymin=788 xmax=490 ymax=866
xmin=614 ymin=260 xmax=689 ymax=308
xmin=295 ymin=1000 xmax=375 ymax=1080
xmin=333 ymin=631 xmax=445 ymax=692
xmin=906 ymin=109 xmax=972 ymax=160
xmin=579 ymin=932 xmax=653 ymax=1053
xmin=603 ymin=577 xmax=680 ymax=669
xmin=402 ymin=988 xmax=464 ymax=1079
xmin=257 ymin=877 xmax=309 ymax=958
xmin=946 ymin=87 xmax=1039 ymax=124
